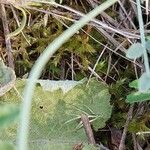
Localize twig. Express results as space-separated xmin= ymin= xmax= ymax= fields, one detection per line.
xmin=132 ymin=136 xmax=143 ymax=150
xmin=60 ymin=58 xmax=65 ymax=80
xmin=1 ymin=4 xmax=14 ymax=69
xmin=132 ymin=133 xmax=138 ymax=150
xmin=119 ymin=105 xmax=134 ymax=150
xmin=75 ymin=58 xmax=105 ymax=82
xmin=81 ymin=114 xmax=96 ymax=145
xmin=71 ymin=52 xmax=74 ymax=80
xmin=118 ymin=0 xmax=137 ymax=30
xmin=26 ymin=5 xmax=140 ymax=39
xmin=88 ymin=45 xmax=106 ymax=83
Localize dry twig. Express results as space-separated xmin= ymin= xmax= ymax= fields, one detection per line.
xmin=1 ymin=4 xmax=14 ymax=69
xmin=81 ymin=114 xmax=96 ymax=145
xmin=119 ymin=105 xmax=134 ymax=150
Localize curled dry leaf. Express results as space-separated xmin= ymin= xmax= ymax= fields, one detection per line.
xmin=0 ymin=59 xmax=16 ymax=96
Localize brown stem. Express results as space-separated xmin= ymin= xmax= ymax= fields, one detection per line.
xmin=81 ymin=114 xmax=96 ymax=145
xmin=1 ymin=4 xmax=14 ymax=69
xmin=119 ymin=105 xmax=134 ymax=150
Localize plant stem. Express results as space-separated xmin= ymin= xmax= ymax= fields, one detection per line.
xmin=136 ymin=0 xmax=150 ymax=75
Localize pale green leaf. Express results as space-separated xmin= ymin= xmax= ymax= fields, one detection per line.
xmin=0 ymin=59 xmax=16 ymax=96
xmin=146 ymin=40 xmax=150 ymax=53
xmin=37 ymin=79 xmax=85 ymax=94
xmin=139 ymin=72 xmax=150 ymax=92
xmin=0 ymin=78 xmax=112 ymax=149
xmin=146 ymin=36 xmax=150 ymax=41
xmin=0 ymin=141 xmax=16 ymax=150
xmin=129 ymin=80 xmax=138 ymax=89
xmin=29 ymin=142 xmax=97 ymax=150
xmin=126 ymin=76 xmax=150 ymax=103
xmin=126 ymin=91 xmax=150 ymax=103
xmin=83 ymin=144 xmax=97 ymax=150
xmin=126 ymin=43 xmax=144 ymax=59
xmin=0 ymin=104 xmax=19 ymax=128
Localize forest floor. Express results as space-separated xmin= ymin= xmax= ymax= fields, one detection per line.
xmin=0 ymin=0 xmax=150 ymax=150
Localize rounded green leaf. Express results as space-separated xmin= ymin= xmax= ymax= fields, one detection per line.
xmin=139 ymin=72 xmax=150 ymax=92
xmin=126 ymin=91 xmax=150 ymax=103
xmin=129 ymin=80 xmax=138 ymax=89
xmin=126 ymin=43 xmax=144 ymax=59
xmin=0 ymin=79 xmax=112 ymax=148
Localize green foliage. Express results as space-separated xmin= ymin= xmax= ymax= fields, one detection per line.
xmin=0 ymin=104 xmax=19 ymax=129
xmin=128 ymin=119 xmax=150 ymax=133
xmin=0 ymin=59 xmax=16 ymax=96
xmin=53 ymin=35 xmax=95 ymax=67
xmin=0 ymin=78 xmax=112 ymax=149
xmin=0 ymin=60 xmax=19 ymax=149
xmin=0 ymin=60 xmax=19 ymax=150
xmin=129 ymin=79 xmax=138 ymax=88
xmin=126 ymin=80 xmax=150 ymax=103
xmin=0 ymin=104 xmax=18 ymax=149
xmin=110 ymin=78 xmax=127 ymax=101
xmin=145 ymin=40 xmax=150 ymax=53
xmin=126 ymin=40 xmax=150 ymax=92
xmin=0 ymin=141 xmax=16 ymax=150
xmin=139 ymin=72 xmax=150 ymax=92
xmin=126 ymin=39 xmax=150 ymax=92
xmin=95 ymin=60 xmax=108 ymax=75
xmin=126 ymin=43 xmax=144 ymax=59
xmin=29 ymin=142 xmax=97 ymax=150
xmin=111 ymin=112 xmax=127 ymax=128
xmin=127 ymin=91 xmax=150 ymax=103
xmin=12 ymin=17 xmax=95 ymax=77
